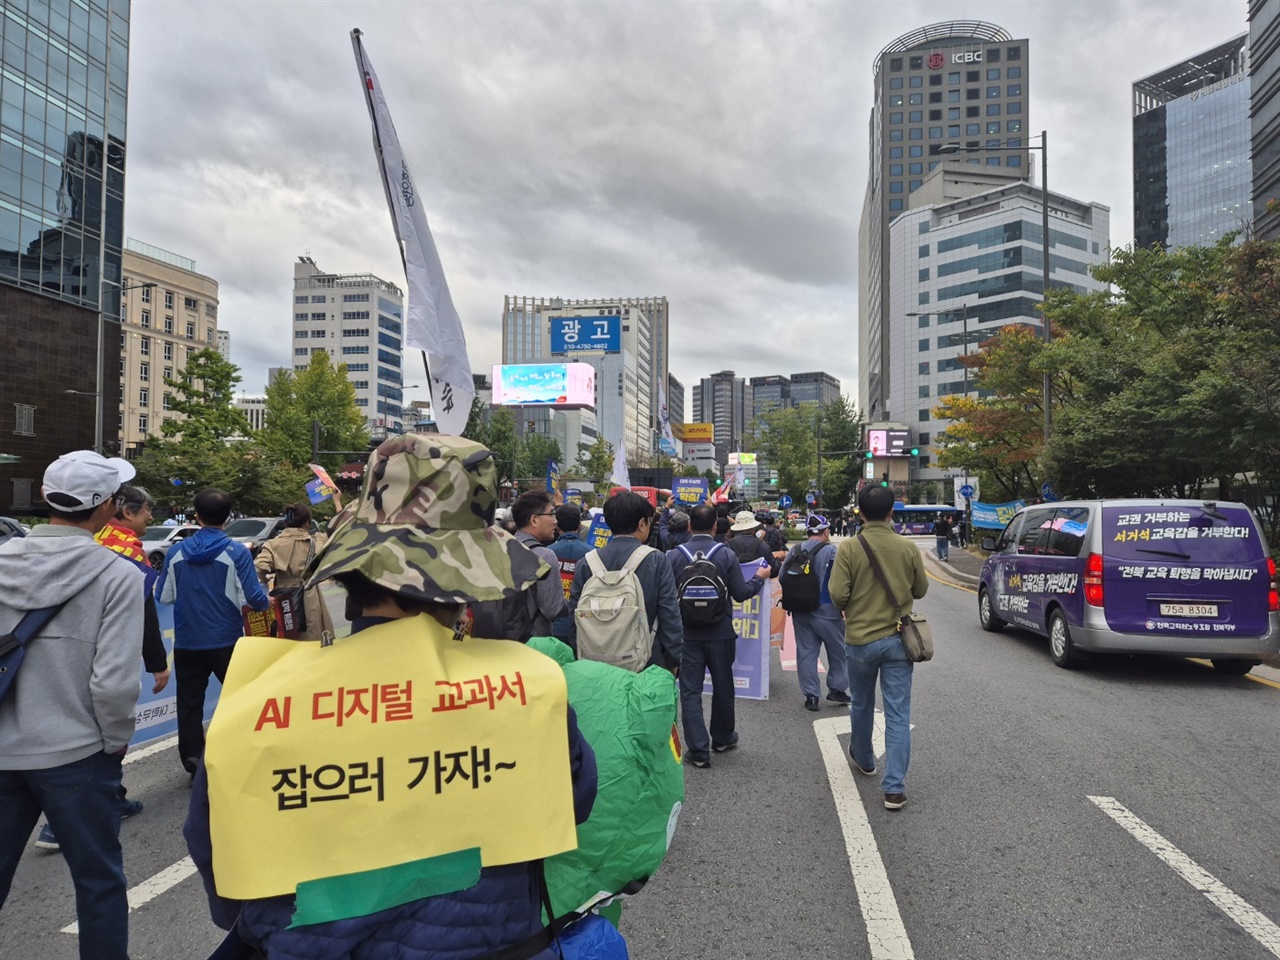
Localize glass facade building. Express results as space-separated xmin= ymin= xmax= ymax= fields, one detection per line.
xmin=0 ymin=0 xmax=128 ymax=311
xmin=1250 ymin=0 xmax=1280 ymax=239
xmin=1133 ymin=35 xmax=1251 ymax=250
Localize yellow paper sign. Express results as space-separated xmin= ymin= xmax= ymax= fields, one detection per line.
xmin=205 ymin=615 xmax=576 ymax=900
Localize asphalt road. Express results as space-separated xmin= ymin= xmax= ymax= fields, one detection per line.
xmin=4 ymin=547 xmax=1280 ymax=959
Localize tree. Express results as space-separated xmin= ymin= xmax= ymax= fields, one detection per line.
xmin=517 ymin=434 xmax=564 ymax=490
xmin=748 ymin=397 xmax=863 ymax=508
xmin=258 ymin=353 xmax=369 ymax=470
xmin=486 ymin=408 xmax=519 ymax=485
xmin=574 ymin=435 xmax=615 ymax=496
xmin=158 ymin=349 xmax=251 ymax=445
xmin=461 ymin=395 xmax=489 ymax=445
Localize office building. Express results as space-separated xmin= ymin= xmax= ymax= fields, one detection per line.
xmin=234 ymin=396 xmax=267 ymax=433
xmin=1251 ymin=0 xmax=1280 ymax=238
xmin=1134 ymin=35 xmax=1251 ymax=250
xmin=859 ymin=21 xmax=1030 ymax=421
xmin=790 ymin=372 xmax=842 ymax=407
xmin=0 ymin=0 xmax=130 ymax=514
xmin=888 ymin=165 xmax=1108 ymax=483
xmin=666 ymin=373 xmax=685 ymax=437
xmin=692 ymin=371 xmax=750 ymax=467
xmin=501 ymin=295 xmax=667 ymax=458
xmin=749 ymin=375 xmax=790 ymax=420
xmin=293 ymin=257 xmax=405 ymax=435
xmin=216 ymin=329 xmax=231 ymax=362
xmin=118 ymin=239 xmax=220 ymax=456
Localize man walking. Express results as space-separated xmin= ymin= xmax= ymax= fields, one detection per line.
xmin=668 ymin=504 xmax=767 ymax=768
xmin=786 ymin=515 xmax=851 ymax=712
xmin=511 ymin=490 xmax=568 ymax=638
xmin=0 ymin=451 xmax=145 ymax=960
xmin=548 ymin=503 xmax=592 ymax=651
xmin=933 ymin=514 xmax=951 ymax=562
xmin=828 ymin=486 xmax=928 ymax=810
xmin=157 ymin=488 xmax=268 ymax=775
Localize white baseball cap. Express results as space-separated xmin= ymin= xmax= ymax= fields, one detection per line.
xmin=42 ymin=450 xmax=136 ymax=513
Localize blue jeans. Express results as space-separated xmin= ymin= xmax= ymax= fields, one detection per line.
xmin=0 ymin=750 xmax=129 ymax=960
xmin=793 ymin=612 xmax=849 ymax=699
xmin=935 ymin=536 xmax=949 ymax=560
xmin=846 ymin=634 xmax=914 ymax=795
xmin=680 ymin=638 xmax=736 ymax=757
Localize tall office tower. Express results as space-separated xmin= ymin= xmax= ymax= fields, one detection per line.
xmin=1134 ymin=35 xmax=1251 ymax=250
xmin=749 ymin=375 xmax=791 ymax=419
xmin=790 ymin=372 xmax=842 ymax=407
xmin=0 ymin=0 xmax=131 ymax=514
xmin=292 ymin=257 xmax=405 ymax=436
xmin=666 ymin=373 xmax=685 ymax=435
xmin=858 ymin=22 xmax=1029 ymax=421
xmin=693 ymin=371 xmax=749 ymax=466
xmin=888 ymin=165 xmax=1108 ymax=483
xmin=119 ymin=239 xmax=220 ymax=457
xmin=1251 ymin=0 xmax=1280 ymax=238
xmin=500 ymin=295 xmax=668 ymax=458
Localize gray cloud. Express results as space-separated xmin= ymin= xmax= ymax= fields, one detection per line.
xmin=123 ymin=0 xmax=1248 ymax=409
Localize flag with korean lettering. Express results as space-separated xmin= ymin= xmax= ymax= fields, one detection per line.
xmin=546 ymin=458 xmax=559 ymax=494
xmin=351 ymin=30 xmax=474 ymax=434
xmin=657 ymin=382 xmax=677 ymax=456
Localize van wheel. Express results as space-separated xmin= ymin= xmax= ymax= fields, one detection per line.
xmin=978 ymin=587 xmax=1005 ymax=633
xmin=1048 ymin=610 xmax=1079 ymax=669
xmin=1211 ymin=659 xmax=1254 ymax=676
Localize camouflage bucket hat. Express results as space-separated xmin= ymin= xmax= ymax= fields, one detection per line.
xmin=305 ymin=434 xmax=550 ymax=604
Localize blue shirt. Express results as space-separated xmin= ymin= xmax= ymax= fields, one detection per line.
xmin=156 ymin=527 xmax=269 ymax=649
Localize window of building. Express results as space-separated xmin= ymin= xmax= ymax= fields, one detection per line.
xmin=139 ymin=387 xmax=149 ymax=406
xmin=184 ymin=297 xmax=198 ymax=311
xmin=948 ymin=90 xmax=960 ymax=102
xmin=121 ymin=332 xmax=127 ymax=349
xmin=294 ymin=347 xmax=309 ymax=356
xmin=918 ymin=268 xmax=930 ymax=282
xmin=986 ymin=156 xmax=1001 ymax=166
xmin=966 ymin=106 xmax=980 ymax=117
xmin=356 ymin=398 xmax=369 ymax=407
xmin=929 ymin=161 xmax=939 ymax=170
xmin=889 ymin=181 xmax=903 ymax=193
xmin=889 ymin=77 xmax=903 ymax=90
xmin=928 ymin=92 xmax=941 ymax=103
xmin=918 ymin=221 xmax=930 ymax=234
xmin=986 ymin=122 xmax=1000 ymax=134
xmin=948 ymin=72 xmax=960 ymax=85
xmin=966 ymin=70 xmax=980 ymax=82
xmin=908 ymin=145 xmax=922 ymax=157
xmin=295 ymin=330 xmax=309 ymax=340
xmin=164 ymin=366 xmax=172 ymax=380
xmin=310 ymin=329 xmax=327 ymax=338
xmin=138 ymin=414 xmax=149 ymax=434
xmin=163 ymin=343 xmax=173 ymax=361
xmin=910 ymin=162 xmax=923 ymax=174
xmin=1006 ymin=84 xmax=1021 ymax=97
xmin=947 ymin=125 xmax=960 ymax=137
xmin=918 ymin=291 xmax=930 ymax=305
xmin=139 ymin=362 xmax=149 ymax=382
xmin=343 ymin=328 xmax=369 ymax=338
xmin=890 ymin=163 xmax=903 ymax=176
xmin=295 ymin=312 xmax=307 ymax=322
xmin=1007 ymin=47 xmax=1021 ymax=61
xmin=889 ymin=199 xmax=904 ymax=211
xmin=164 ymin=316 xmax=174 ymax=334
xmin=909 ymin=128 xmax=922 ymax=140
xmin=13 ymin=404 xmax=34 ymax=437
xmin=889 ymin=57 xmax=903 ymax=71
xmin=352 ymin=380 xmax=369 ymax=390
xmin=1006 ymin=102 xmax=1021 ymax=114
xmin=987 ymin=86 xmax=1000 ymax=98
xmin=1007 ymin=65 xmax=1021 ymax=77
xmin=918 ymin=385 xmax=930 ymax=398
xmin=909 ymin=110 xmax=923 ymax=122
xmin=889 ymin=112 xmax=902 ymax=124
xmin=966 ymin=88 xmax=980 ymax=100
xmin=987 ymin=47 xmax=1001 ymax=63
xmin=11 ymin=479 xmax=32 ymax=509
xmin=1007 ymin=155 xmax=1021 ymax=167
xmin=347 ymin=363 xmax=369 ymax=372
xmin=909 ymin=179 xmax=922 ymax=191
xmin=929 ymin=74 xmax=942 ymax=86
xmin=295 ymin=296 xmax=308 ymax=304
xmin=987 ymin=103 xmax=1001 ymax=116
xmin=918 ymin=339 xmax=929 ymax=352
xmin=140 ymin=310 xmax=150 ymax=329
xmin=948 ymin=107 xmax=960 ymax=120
xmin=909 ymin=75 xmax=923 ymax=88
xmin=889 ymin=129 xmax=903 ymax=141
xmin=163 ymin=394 xmax=173 ymax=411
xmin=311 ymin=347 xmax=326 ymax=354
xmin=929 ymin=126 xmax=942 ymax=138
xmin=919 ymin=409 xmax=930 ymax=422
xmin=139 ymin=336 xmax=150 ymax=356
xmin=890 ymin=95 xmax=903 ymax=106
xmin=1005 ymin=137 xmax=1021 ymax=148
xmin=342 ymin=293 xmax=369 ymax=303
xmin=918 ymin=244 xmax=929 ymax=257
xmin=889 ymin=147 xmax=903 ymax=158
xmin=342 ymin=310 xmax=371 ymax=320
xmin=311 ymin=312 xmax=326 ymax=321
xmin=918 ymin=362 xmax=930 ymax=375
xmin=164 ymin=291 xmax=174 ymax=309
xmin=1007 ymin=119 xmax=1022 ymax=133
xmin=141 ymin=287 xmax=152 ymax=304
xmin=987 ymin=68 xmax=1001 ymax=81
xmin=929 ymin=109 xmax=942 ymax=120
xmin=917 ymin=455 xmax=930 ymax=467
xmin=342 ymin=345 xmax=370 ymax=355
xmin=908 ymin=55 xmax=923 ymax=69
xmin=378 ymin=332 xmax=401 ymax=351
xmin=206 ymin=328 xmax=214 ymax=344
xmin=206 ymin=303 xmax=217 ymax=318
xmin=909 ymin=93 xmax=923 ymax=105
xmin=986 ymin=139 xmax=1000 ymax=148
xmin=311 ymin=294 xmax=327 ymax=303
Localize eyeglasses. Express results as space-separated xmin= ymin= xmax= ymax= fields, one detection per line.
xmin=536 ymin=511 xmax=557 ymax=518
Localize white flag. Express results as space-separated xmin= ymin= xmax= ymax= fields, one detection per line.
xmin=352 ymin=30 xmax=474 ymax=435
xmin=656 ymin=382 xmax=677 ymax=456
xmin=611 ymin=438 xmax=631 ymax=489
xmin=733 ymin=465 xmax=747 ymax=492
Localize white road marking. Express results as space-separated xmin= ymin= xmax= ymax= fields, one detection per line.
xmin=123 ymin=735 xmax=177 ymax=765
xmin=1090 ymin=796 xmax=1280 ymax=957
xmin=814 ymin=715 xmax=914 ymax=960
xmin=62 ymin=857 xmax=197 ymax=935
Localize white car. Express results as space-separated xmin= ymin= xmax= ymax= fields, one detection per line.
xmin=141 ymin=524 xmax=200 ymax=570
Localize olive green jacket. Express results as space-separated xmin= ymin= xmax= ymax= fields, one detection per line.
xmin=828 ymin=521 xmax=928 ymax=645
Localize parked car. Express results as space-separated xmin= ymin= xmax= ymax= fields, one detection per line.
xmin=977 ymin=499 xmax=1279 ymax=675
xmin=0 ymin=516 xmax=28 ymax=546
xmin=141 ymin=524 xmax=200 ymax=570
xmin=224 ymin=516 xmax=318 ymax=557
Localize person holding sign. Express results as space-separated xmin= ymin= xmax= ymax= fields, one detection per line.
xmin=183 ymin=435 xmax=598 ymax=960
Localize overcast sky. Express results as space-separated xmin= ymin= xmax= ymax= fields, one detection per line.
xmin=125 ymin=0 xmax=1248 ymax=415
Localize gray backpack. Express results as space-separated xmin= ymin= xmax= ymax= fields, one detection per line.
xmin=574 ymin=546 xmax=656 ymax=672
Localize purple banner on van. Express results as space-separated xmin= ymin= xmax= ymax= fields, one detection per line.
xmin=702 ymin=563 xmax=772 ymax=700
xmin=1101 ymin=505 xmax=1270 ymax=638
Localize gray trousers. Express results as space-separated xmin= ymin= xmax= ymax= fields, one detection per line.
xmin=793 ymin=612 xmax=849 ymax=698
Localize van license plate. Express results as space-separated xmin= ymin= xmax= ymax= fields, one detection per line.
xmin=1159 ymin=603 xmax=1218 ymax=618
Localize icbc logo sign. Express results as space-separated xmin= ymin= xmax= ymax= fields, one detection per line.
xmin=928 ymin=52 xmax=944 ymax=69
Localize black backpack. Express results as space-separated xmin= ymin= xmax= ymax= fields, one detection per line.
xmin=469 ymin=587 xmax=539 ymax=642
xmin=675 ymin=543 xmax=729 ymax=626
xmin=779 ymin=542 xmax=824 ymax=613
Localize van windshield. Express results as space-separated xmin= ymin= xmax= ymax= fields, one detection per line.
xmin=1102 ymin=506 xmax=1262 ymax=564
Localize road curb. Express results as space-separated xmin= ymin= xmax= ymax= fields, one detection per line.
xmin=918 ymin=543 xmax=981 ymax=585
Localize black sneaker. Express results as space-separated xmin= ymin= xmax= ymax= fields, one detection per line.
xmin=849 ymin=752 xmax=876 ymax=776
xmin=804 ymin=695 xmax=820 ymax=712
xmin=685 ymin=753 xmax=711 ymax=769
xmin=711 ymin=735 xmax=739 ymax=754
xmin=884 ymin=793 xmax=907 ymax=810
xmin=826 ymin=690 xmax=852 ymax=705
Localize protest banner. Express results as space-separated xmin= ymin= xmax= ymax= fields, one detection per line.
xmin=971 ymin=499 xmax=1027 ymax=529
xmin=702 ymin=563 xmax=772 ymax=700
xmin=672 ymin=477 xmax=709 ymax=506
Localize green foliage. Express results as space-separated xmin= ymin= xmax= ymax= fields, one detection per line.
xmin=159 ymin=349 xmax=251 ymax=445
xmin=486 ymin=408 xmax=519 ymax=485
xmin=574 ymin=435 xmax=615 ymax=496
xmin=258 ymin=353 xmax=369 ymax=471
xmin=518 ymin=434 xmax=564 ymax=489
xmin=748 ymin=397 xmax=863 ymax=509
xmin=461 ymin=395 xmax=488 ymax=445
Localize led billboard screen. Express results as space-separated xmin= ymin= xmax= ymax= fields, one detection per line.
xmin=491 ymin=363 xmax=596 ymax=408
xmin=866 ymin=429 xmax=913 ymax=456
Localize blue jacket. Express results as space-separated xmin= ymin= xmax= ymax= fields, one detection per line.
xmin=548 ymin=532 xmax=592 ymax=643
xmin=667 ymin=535 xmax=766 ymax=643
xmin=184 ymin=616 xmax=599 ymax=960
xmin=156 ymin=526 xmax=269 ymax=650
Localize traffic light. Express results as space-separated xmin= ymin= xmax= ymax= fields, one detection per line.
xmin=881 ymin=472 xmax=889 ymax=487
xmin=864 ymin=450 xmax=873 ymax=459
xmin=743 ymin=478 xmax=750 ymax=486
xmin=910 ymin=447 xmax=920 ymax=456
xmin=769 ymin=476 xmax=777 ymax=485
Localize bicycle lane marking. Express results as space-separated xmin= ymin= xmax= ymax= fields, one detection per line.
xmin=1090 ymin=796 xmax=1280 ymax=957
xmin=813 ymin=715 xmax=913 ymax=960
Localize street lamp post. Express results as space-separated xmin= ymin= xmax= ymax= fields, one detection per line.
xmin=939 ymin=131 xmax=1052 ymax=442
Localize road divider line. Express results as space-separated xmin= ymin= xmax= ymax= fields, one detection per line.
xmin=1089 ymin=796 xmax=1280 ymax=957
xmin=123 ymin=735 xmax=177 ymax=765
xmin=62 ymin=857 xmax=197 ymax=935
xmin=814 ymin=716 xmax=913 ymax=960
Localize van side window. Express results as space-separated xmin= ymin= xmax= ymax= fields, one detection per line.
xmin=1017 ymin=509 xmax=1055 ymax=555
xmin=995 ymin=516 xmax=1022 ymax=552
xmin=1045 ymin=507 xmax=1090 ymax=557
